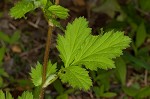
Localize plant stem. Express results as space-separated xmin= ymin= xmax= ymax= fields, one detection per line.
xmin=40 ymin=0 xmax=59 ymax=98
xmin=39 ymin=26 xmax=54 ymax=99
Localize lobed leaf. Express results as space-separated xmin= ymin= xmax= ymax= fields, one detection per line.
xmin=6 ymin=91 xmax=14 ymax=99
xmin=57 ymin=17 xmax=131 ymax=90
xmin=30 ymin=61 xmax=57 ymax=86
xmin=18 ymin=91 xmax=33 ymax=99
xmin=10 ymin=0 xmax=35 ymax=19
xmin=0 ymin=90 xmax=5 ymax=99
xmin=60 ymin=66 xmax=92 ymax=90
xmin=0 ymin=90 xmax=14 ymax=99
xmin=48 ymin=5 xmax=69 ymax=19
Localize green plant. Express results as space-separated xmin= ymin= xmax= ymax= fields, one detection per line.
xmin=0 ymin=0 xmax=131 ymax=98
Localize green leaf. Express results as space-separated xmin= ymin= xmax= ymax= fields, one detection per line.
xmin=72 ymin=31 xmax=131 ymax=70
xmin=93 ymin=85 xmax=104 ymax=97
xmin=41 ymin=0 xmax=47 ymax=7
xmin=56 ymin=94 xmax=68 ymax=99
xmin=0 ymin=77 xmax=3 ymax=87
xmin=53 ymin=79 xmax=64 ymax=94
xmin=10 ymin=31 xmax=20 ymax=44
xmin=18 ymin=91 xmax=33 ymax=99
xmin=6 ymin=91 xmax=14 ymax=99
xmin=115 ymin=57 xmax=126 ymax=85
xmin=122 ymin=86 xmax=139 ymax=96
xmin=57 ymin=17 xmax=91 ymax=67
xmin=123 ymin=52 xmax=150 ymax=70
xmin=139 ymin=0 xmax=150 ymax=12
xmin=0 ymin=90 xmax=5 ymax=99
xmin=0 ymin=90 xmax=14 ymax=99
xmin=46 ymin=61 xmax=57 ymax=77
xmin=48 ymin=5 xmax=69 ymax=19
xmin=92 ymin=0 xmax=122 ymax=18
xmin=0 ymin=47 xmax=5 ymax=62
xmin=43 ymin=74 xmax=57 ymax=88
xmin=136 ymin=22 xmax=147 ymax=48
xmin=32 ymin=0 xmax=48 ymax=8
xmin=0 ymin=31 xmax=10 ymax=43
xmin=135 ymin=86 xmax=150 ymax=99
xmin=49 ymin=19 xmax=65 ymax=31
xmin=10 ymin=0 xmax=35 ymax=19
xmin=30 ymin=62 xmax=42 ymax=86
xmin=30 ymin=61 xmax=57 ymax=86
xmin=59 ymin=66 xmax=92 ymax=90
xmin=101 ymin=92 xmax=117 ymax=98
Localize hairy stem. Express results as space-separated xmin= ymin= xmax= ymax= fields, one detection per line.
xmin=39 ymin=26 xmax=54 ymax=99
xmin=39 ymin=0 xmax=59 ymax=98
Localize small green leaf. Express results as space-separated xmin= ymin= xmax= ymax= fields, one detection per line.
xmin=101 ymin=92 xmax=117 ymax=98
xmin=53 ymin=79 xmax=64 ymax=94
xmin=18 ymin=91 xmax=33 ymax=99
xmin=49 ymin=19 xmax=65 ymax=31
xmin=123 ymin=52 xmax=150 ymax=70
xmin=10 ymin=0 xmax=35 ymax=19
xmin=30 ymin=62 xmax=42 ymax=86
xmin=0 ymin=77 xmax=3 ymax=87
xmin=0 ymin=47 xmax=5 ymax=62
xmin=93 ymin=85 xmax=105 ymax=97
xmin=56 ymin=94 xmax=68 ymax=99
xmin=115 ymin=57 xmax=126 ymax=85
xmin=48 ymin=5 xmax=69 ymax=19
xmin=0 ymin=90 xmax=14 ymax=99
xmin=46 ymin=61 xmax=57 ymax=77
xmin=93 ymin=0 xmax=122 ymax=18
xmin=122 ymin=86 xmax=139 ymax=96
xmin=10 ymin=31 xmax=20 ymax=44
xmin=0 ymin=31 xmax=10 ymax=43
xmin=136 ymin=22 xmax=147 ymax=48
xmin=135 ymin=86 xmax=150 ymax=99
xmin=6 ymin=91 xmax=14 ymax=99
xmin=30 ymin=61 xmax=57 ymax=86
xmin=32 ymin=0 xmax=48 ymax=8
xmin=60 ymin=66 xmax=92 ymax=90
xmin=41 ymin=0 xmax=47 ymax=7
xmin=0 ymin=90 xmax=5 ymax=99
xmin=43 ymin=74 xmax=57 ymax=88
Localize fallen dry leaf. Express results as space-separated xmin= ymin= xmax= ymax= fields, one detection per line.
xmin=11 ymin=45 xmax=22 ymax=53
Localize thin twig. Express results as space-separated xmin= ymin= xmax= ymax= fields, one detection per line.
xmin=144 ymin=70 xmax=148 ymax=86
